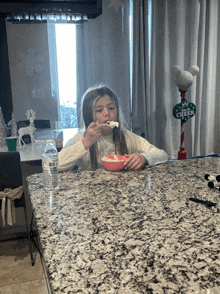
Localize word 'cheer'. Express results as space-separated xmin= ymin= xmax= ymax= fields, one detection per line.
xmin=173 ymin=98 xmax=196 ymax=123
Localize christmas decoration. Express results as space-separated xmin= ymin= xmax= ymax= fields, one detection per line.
xmin=172 ymin=65 xmax=199 ymax=160
xmin=172 ymin=65 xmax=199 ymax=90
xmin=173 ymin=98 xmax=196 ymax=123
xmin=10 ymin=112 xmax=18 ymax=137
xmin=18 ymin=109 xmax=36 ymax=149
xmin=0 ymin=106 xmax=7 ymax=149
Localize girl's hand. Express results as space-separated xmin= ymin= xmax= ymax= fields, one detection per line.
xmin=82 ymin=121 xmax=102 ymax=150
xmin=124 ymin=154 xmax=147 ymax=170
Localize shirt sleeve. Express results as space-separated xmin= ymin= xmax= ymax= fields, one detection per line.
xmin=58 ymin=131 xmax=88 ymax=171
xmin=124 ymin=130 xmax=168 ymax=166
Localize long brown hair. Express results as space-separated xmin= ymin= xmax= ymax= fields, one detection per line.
xmin=82 ymin=85 xmax=128 ymax=170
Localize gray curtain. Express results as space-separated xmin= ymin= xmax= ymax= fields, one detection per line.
xmin=132 ymin=0 xmax=149 ymax=138
xmin=132 ymin=0 xmax=220 ymax=159
xmin=76 ymin=0 xmax=131 ymax=129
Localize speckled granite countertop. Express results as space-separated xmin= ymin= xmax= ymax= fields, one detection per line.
xmin=27 ymin=158 xmax=220 ymax=294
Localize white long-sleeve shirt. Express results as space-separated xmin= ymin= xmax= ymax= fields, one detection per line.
xmin=58 ymin=129 xmax=168 ymax=171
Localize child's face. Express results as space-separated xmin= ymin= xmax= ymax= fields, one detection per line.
xmin=94 ymin=95 xmax=117 ymax=124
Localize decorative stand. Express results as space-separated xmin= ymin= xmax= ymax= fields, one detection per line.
xmin=172 ymin=64 xmax=199 ymax=160
xmin=173 ymin=90 xmax=196 ymax=160
xmin=178 ymin=90 xmax=187 ymax=160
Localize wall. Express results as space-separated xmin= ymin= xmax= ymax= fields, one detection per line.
xmin=6 ymin=21 xmax=59 ymax=124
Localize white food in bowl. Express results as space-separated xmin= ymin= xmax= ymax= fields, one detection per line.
xmin=102 ymin=155 xmax=124 ymax=162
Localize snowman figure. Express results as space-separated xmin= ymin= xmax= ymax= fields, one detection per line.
xmin=172 ymin=65 xmax=199 ymax=90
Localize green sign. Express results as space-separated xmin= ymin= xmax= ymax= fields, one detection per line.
xmin=173 ymin=98 xmax=196 ymax=123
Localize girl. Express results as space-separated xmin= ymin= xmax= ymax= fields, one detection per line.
xmin=58 ymin=85 xmax=168 ymax=171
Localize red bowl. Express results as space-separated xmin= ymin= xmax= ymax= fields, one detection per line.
xmin=101 ymin=155 xmax=129 ymax=171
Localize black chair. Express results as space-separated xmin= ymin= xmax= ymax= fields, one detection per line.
xmin=17 ymin=119 xmax=51 ymax=144
xmin=17 ymin=119 xmax=51 ymax=130
xmin=0 ymin=152 xmax=34 ymax=265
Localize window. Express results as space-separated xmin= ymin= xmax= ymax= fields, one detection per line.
xmin=49 ymin=2 xmax=135 ymax=129
xmin=55 ymin=24 xmax=77 ymax=128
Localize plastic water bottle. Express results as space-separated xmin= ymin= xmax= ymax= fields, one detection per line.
xmin=42 ymin=140 xmax=59 ymax=191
